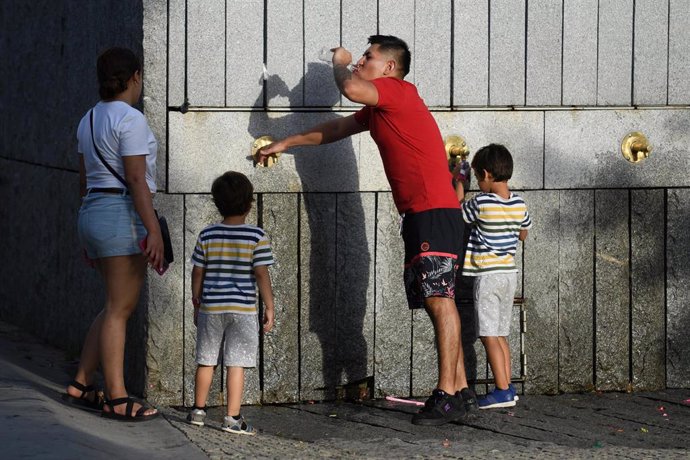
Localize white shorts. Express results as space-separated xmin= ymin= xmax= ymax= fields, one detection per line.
xmin=473 ymin=273 xmax=518 ymax=337
xmin=195 ymin=313 xmax=259 ymax=367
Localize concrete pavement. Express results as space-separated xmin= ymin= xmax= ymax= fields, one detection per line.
xmin=1 ymin=320 xmax=689 ymax=459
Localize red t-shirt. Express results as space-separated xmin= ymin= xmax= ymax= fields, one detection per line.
xmin=354 ymin=78 xmax=458 ymax=214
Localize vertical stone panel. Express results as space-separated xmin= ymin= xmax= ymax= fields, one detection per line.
xmin=187 ymin=0 xmax=225 ymax=106
xmin=595 ymin=190 xmax=630 ymax=391
xmin=522 ymin=191 xmax=560 ymax=394
xmin=341 ymin=0 xmax=378 ymax=107
xmin=509 ymin=304 xmax=522 ymax=381
xmin=453 ymin=0 xmax=489 ymax=106
xmin=183 ymin=195 xmax=225 ymax=407
xmin=667 ymin=189 xmax=690 ymax=387
xmin=304 ymin=0 xmax=340 ymax=107
xmin=168 ymin=0 xmax=186 ymax=107
xmin=227 ymin=0 xmax=265 ymax=107
xmin=489 ymin=0 xmax=526 ymax=106
xmin=669 ymin=0 xmax=690 ymax=104
xmin=374 ymin=193 xmax=411 ymax=397
xmin=411 ymin=309 xmax=436 ymax=397
xmin=378 ymin=0 xmax=415 ymax=83
xmin=267 ymin=0 xmax=303 ymax=107
xmin=146 ymin=193 xmax=185 ymax=405
xmin=143 ymin=0 xmax=169 ymax=190
xmin=299 ymin=194 xmax=336 ymax=401
xmin=262 ymin=194 xmax=300 ymax=402
xmin=633 ymin=0 xmax=669 ymax=105
xmin=558 ymin=190 xmax=594 ymax=392
xmin=526 ymin=0 xmax=562 ymax=106
xmin=562 ymin=0 xmax=598 ymax=105
xmin=414 ymin=0 xmax=451 ymax=107
xmin=336 ymin=193 xmax=376 ymax=389
xmin=597 ymin=0 xmax=633 ymax=105
xmin=631 ymin=189 xmax=665 ymax=390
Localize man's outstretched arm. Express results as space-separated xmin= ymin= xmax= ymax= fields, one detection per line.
xmin=258 ymin=114 xmax=366 ymax=159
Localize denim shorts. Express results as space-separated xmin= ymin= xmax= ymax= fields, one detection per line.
xmin=78 ymin=192 xmax=146 ymax=259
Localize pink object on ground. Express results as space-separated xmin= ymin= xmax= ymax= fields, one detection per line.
xmin=385 ymin=396 xmax=425 ymax=407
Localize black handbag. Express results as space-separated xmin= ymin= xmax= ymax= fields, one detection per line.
xmin=89 ymin=109 xmax=174 ymax=266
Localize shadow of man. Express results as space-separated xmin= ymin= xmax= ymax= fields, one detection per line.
xmin=248 ymin=63 xmax=372 ymax=400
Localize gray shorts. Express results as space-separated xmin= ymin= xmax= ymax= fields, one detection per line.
xmin=473 ymin=273 xmax=518 ymax=337
xmin=195 ymin=313 xmax=259 ymax=367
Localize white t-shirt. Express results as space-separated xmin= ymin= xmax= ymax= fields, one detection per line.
xmin=77 ymin=100 xmax=157 ymax=192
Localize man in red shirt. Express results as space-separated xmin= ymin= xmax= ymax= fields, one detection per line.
xmin=259 ymin=35 xmax=474 ymax=425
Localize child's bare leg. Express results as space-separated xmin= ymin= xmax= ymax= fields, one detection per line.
xmin=194 ymin=365 xmax=215 ymax=408
xmin=480 ymin=336 xmax=509 ymax=389
xmin=498 ymin=336 xmax=511 ymax=384
xmin=227 ymin=366 xmax=245 ymax=417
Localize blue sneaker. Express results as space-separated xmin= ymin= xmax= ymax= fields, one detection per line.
xmin=478 ymin=388 xmax=516 ymax=409
xmin=509 ymin=383 xmax=520 ymax=401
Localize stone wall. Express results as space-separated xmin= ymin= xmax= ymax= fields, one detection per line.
xmin=2 ymin=0 xmax=690 ymax=406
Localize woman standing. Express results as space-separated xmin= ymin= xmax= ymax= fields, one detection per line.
xmin=63 ymin=47 xmax=162 ymax=421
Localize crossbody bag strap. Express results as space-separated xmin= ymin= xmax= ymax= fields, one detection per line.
xmin=90 ymin=109 xmax=128 ymax=188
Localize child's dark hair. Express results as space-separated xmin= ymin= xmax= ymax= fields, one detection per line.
xmin=471 ymin=144 xmax=514 ymax=182
xmin=211 ymin=171 xmax=254 ymax=217
xmin=97 ymin=47 xmax=141 ymax=100
xmin=368 ymin=35 xmax=411 ymax=77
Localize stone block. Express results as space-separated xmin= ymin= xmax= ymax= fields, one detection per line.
xmin=143 ymin=0 xmax=169 ymax=190
xmin=597 ymin=0 xmax=633 ymax=105
xmin=357 ymin=133 xmax=389 ymax=192
xmin=170 ymin=111 xmax=374 ymax=194
xmin=183 ymin=195 xmax=225 ymax=406
xmin=509 ymin=305 xmax=523 ymax=381
xmin=411 ymin=309 xmax=436 ymax=397
xmin=378 ymin=0 xmax=415 ymax=83
xmin=453 ymin=0 xmax=489 ymax=106
xmin=267 ymin=0 xmax=303 ymax=107
xmin=435 ymin=111 xmax=544 ymax=190
xmin=262 ymin=194 xmax=300 ymax=402
xmin=341 ymin=0 xmax=378 ymax=107
xmin=168 ymin=0 xmax=186 ymax=107
xmin=227 ymin=0 xmax=264 ymax=108
xmin=335 ymin=193 xmax=376 ymax=388
xmin=299 ymin=194 xmax=337 ymax=401
xmin=489 ymin=0 xmax=526 ymax=106
xmin=633 ymin=0 xmax=669 ymax=105
xmin=544 ymin=109 xmax=690 ymax=189
xmin=374 ymin=193 xmax=411 ymax=397
xmin=522 ymin=191 xmax=560 ymax=394
xmin=414 ymin=0 xmax=451 ymax=107
xmin=558 ymin=190 xmax=594 ymax=392
xmin=666 ymin=189 xmax=690 ymax=387
xmin=595 ymin=190 xmax=629 ymax=391
xmin=187 ymin=0 xmax=225 ymax=106
xmin=562 ymin=0 xmax=598 ymax=106
xmin=526 ymin=0 xmax=562 ymax=106
xmin=631 ymin=189 xmax=665 ymax=390
xmin=304 ymin=0 xmax=341 ymax=107
xmin=669 ymin=0 xmax=690 ymax=104
xmin=146 ymin=193 xmax=185 ymax=405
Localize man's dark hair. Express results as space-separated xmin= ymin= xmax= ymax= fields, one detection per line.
xmin=368 ymin=35 xmax=411 ymax=77
xmin=471 ymin=144 xmax=514 ymax=182
xmin=97 ymin=47 xmax=141 ymax=100
xmin=211 ymin=171 xmax=254 ymax=217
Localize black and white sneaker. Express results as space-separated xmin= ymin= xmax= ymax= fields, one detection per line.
xmin=411 ymin=389 xmax=466 ymax=426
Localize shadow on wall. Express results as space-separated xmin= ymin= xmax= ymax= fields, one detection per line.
xmin=248 ymin=63 xmax=371 ymax=400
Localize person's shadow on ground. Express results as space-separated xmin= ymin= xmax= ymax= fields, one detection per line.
xmin=249 ymin=64 xmax=371 ymax=400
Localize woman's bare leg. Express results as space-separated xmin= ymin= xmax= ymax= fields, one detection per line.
xmin=98 ymin=255 xmax=156 ymax=416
